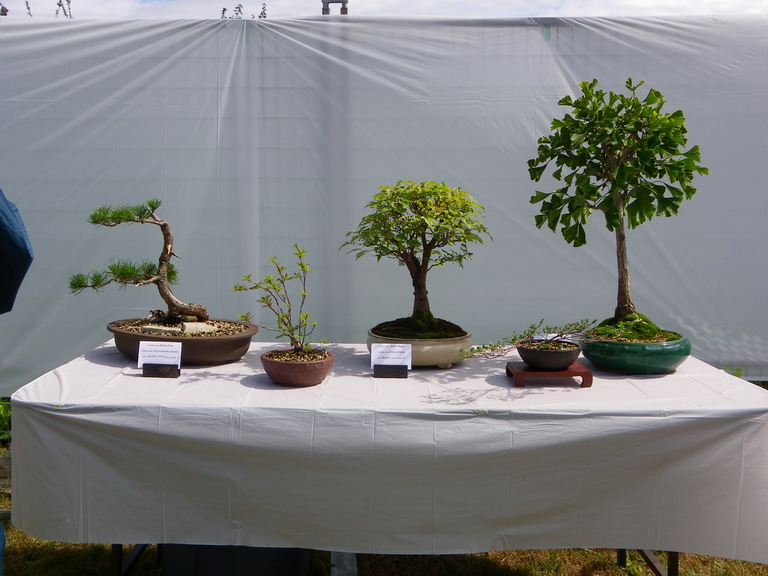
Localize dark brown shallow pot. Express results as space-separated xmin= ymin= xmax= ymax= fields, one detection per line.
xmin=517 ymin=340 xmax=581 ymax=371
xmin=260 ymin=350 xmax=335 ymax=387
xmin=107 ymin=319 xmax=258 ymax=366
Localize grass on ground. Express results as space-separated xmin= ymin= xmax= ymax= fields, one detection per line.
xmin=3 ymin=525 xmax=768 ymax=576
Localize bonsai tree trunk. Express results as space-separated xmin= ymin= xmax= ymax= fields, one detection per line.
xmin=411 ymin=264 xmax=430 ymax=316
xmin=153 ymin=220 xmax=209 ymax=321
xmin=403 ymin=251 xmax=431 ymax=317
xmin=613 ymin=204 xmax=636 ymax=320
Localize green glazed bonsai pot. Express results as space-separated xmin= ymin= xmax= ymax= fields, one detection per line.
xmin=581 ymin=336 xmax=691 ymax=374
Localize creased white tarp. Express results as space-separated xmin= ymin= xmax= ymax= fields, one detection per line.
xmin=1 ymin=16 xmax=768 ymax=394
xmin=11 ymin=342 xmax=768 ymax=561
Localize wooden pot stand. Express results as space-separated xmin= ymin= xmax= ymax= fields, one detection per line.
xmin=505 ymin=361 xmax=593 ymax=388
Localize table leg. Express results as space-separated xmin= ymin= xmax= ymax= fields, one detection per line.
xmin=330 ymin=551 xmax=358 ymax=576
xmin=111 ymin=544 xmax=149 ymax=576
xmin=617 ymin=549 xmax=679 ymax=576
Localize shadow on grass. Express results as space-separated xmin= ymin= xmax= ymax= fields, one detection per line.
xmin=4 ymin=530 xmax=163 ymax=576
xmin=358 ymin=553 xmax=532 ymax=576
xmin=356 ymin=549 xmax=640 ymax=576
xmin=7 ymin=539 xmax=768 ymax=576
xmin=0 ymin=543 xmax=628 ymax=576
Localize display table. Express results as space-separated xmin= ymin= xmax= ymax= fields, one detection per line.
xmin=10 ymin=342 xmax=768 ymax=565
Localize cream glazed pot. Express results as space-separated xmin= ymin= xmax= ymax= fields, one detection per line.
xmin=366 ymin=330 xmax=472 ymax=369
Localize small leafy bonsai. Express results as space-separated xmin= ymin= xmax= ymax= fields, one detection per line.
xmin=233 ymin=243 xmax=329 ymax=361
xmin=341 ymin=180 xmax=490 ymax=338
xmin=463 ymin=319 xmax=595 ymax=359
xmin=68 ymin=199 xmax=209 ymax=322
xmin=528 ymin=78 xmax=708 ymax=340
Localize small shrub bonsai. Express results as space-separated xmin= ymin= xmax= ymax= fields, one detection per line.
xmin=233 ymin=243 xmax=330 ymax=362
xmin=463 ymin=319 xmax=595 ymax=359
xmin=341 ymin=180 xmax=490 ymax=339
xmin=68 ymin=199 xmax=209 ymax=323
xmin=528 ymin=78 xmax=708 ymax=341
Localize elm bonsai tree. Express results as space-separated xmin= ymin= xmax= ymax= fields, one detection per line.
xmin=341 ymin=180 xmax=490 ymax=338
xmin=528 ymin=78 xmax=708 ymax=339
xmin=68 ymin=199 xmax=209 ymax=322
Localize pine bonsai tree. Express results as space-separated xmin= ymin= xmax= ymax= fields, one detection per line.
xmin=68 ymin=199 xmax=209 ymax=322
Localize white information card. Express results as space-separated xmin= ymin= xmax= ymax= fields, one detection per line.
xmin=138 ymin=341 xmax=182 ymax=368
xmin=370 ymin=343 xmax=412 ymax=370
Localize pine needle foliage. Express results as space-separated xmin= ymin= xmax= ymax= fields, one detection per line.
xmin=68 ymin=199 xmax=208 ymax=321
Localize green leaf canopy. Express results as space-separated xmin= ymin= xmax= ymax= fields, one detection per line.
xmin=528 ymin=78 xmax=708 ymax=248
xmin=342 ymin=180 xmax=490 ymax=318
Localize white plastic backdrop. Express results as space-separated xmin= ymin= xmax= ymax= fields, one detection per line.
xmin=0 ymin=16 xmax=767 ymax=395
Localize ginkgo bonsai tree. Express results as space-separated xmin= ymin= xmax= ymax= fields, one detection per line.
xmin=528 ymin=78 xmax=708 ymax=341
xmin=68 ymin=199 xmax=208 ymax=322
xmin=342 ymin=180 xmax=490 ymax=339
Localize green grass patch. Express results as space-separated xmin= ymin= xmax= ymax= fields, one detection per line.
xmin=4 ymin=536 xmax=768 ymax=576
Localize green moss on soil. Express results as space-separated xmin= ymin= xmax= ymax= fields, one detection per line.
xmin=589 ymin=313 xmax=681 ymax=342
xmin=371 ymin=316 xmax=467 ymax=339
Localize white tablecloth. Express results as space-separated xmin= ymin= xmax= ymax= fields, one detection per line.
xmin=11 ymin=342 xmax=768 ymax=563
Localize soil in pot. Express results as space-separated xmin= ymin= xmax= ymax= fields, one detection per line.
xmin=370 ymin=316 xmax=467 ymax=339
xmin=108 ymin=318 xmax=258 ymax=366
xmin=517 ymin=340 xmax=581 ymax=371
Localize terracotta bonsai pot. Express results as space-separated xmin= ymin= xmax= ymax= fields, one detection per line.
xmin=366 ymin=331 xmax=471 ymax=369
xmin=517 ymin=340 xmax=581 ymax=371
xmin=107 ymin=319 xmax=258 ymax=366
xmin=581 ymin=336 xmax=691 ymax=374
xmin=260 ymin=350 xmax=335 ymax=387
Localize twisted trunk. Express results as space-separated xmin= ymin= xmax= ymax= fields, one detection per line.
xmin=156 ymin=220 xmax=209 ymax=321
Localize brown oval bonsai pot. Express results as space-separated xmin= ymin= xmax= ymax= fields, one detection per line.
xmin=260 ymin=350 xmax=335 ymax=387
xmin=107 ymin=318 xmax=258 ymax=366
